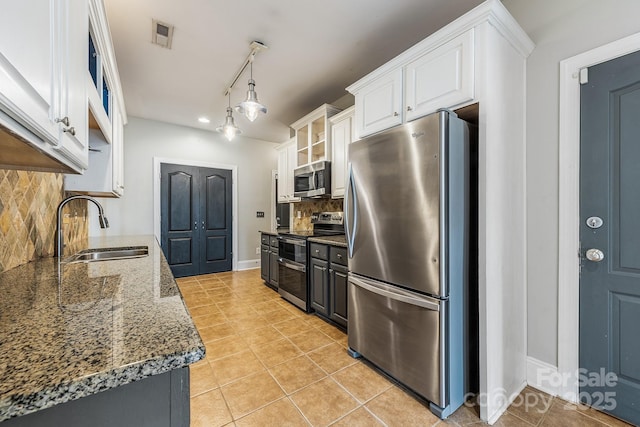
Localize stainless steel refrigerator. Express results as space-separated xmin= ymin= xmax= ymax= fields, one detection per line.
xmin=346 ymin=109 xmax=474 ymax=418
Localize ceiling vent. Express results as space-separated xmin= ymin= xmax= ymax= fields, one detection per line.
xmin=152 ymin=19 xmax=174 ymax=49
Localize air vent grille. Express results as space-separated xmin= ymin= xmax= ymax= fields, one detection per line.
xmin=152 ymin=19 xmax=174 ymax=49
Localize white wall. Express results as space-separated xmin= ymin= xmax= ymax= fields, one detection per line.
xmin=90 ymin=117 xmax=278 ymax=265
xmin=502 ymin=0 xmax=640 ymax=366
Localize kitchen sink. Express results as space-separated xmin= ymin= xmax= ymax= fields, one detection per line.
xmin=64 ymin=246 xmax=149 ymax=263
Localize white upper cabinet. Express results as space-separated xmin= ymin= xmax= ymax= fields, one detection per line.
xmin=354 ymin=69 xmax=403 ymax=138
xmin=276 ymin=139 xmax=300 ymax=203
xmin=277 ymin=144 xmax=288 ymax=203
xmin=290 ymin=104 xmax=341 ymax=168
xmin=404 ymin=30 xmax=474 ymax=122
xmin=0 ymin=1 xmax=58 ymax=145
xmin=57 ymin=0 xmax=90 ymax=167
xmin=65 ymin=0 xmax=127 ymax=197
xmin=329 ymin=107 xmax=354 ymax=199
xmin=0 ymin=0 xmax=89 ymax=172
xmin=348 ymin=28 xmax=474 ymax=139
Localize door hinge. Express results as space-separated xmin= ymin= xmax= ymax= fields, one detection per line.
xmin=579 ymin=68 xmax=588 ymax=84
xmin=578 ymin=242 xmax=583 ymax=277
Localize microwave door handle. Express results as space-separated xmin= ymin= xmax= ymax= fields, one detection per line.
xmin=313 ymin=170 xmax=318 ymax=190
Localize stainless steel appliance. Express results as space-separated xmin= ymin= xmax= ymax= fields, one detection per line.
xmin=346 ymin=110 xmax=473 ymax=418
xmin=293 ymin=160 xmax=331 ymax=198
xmin=278 ymin=212 xmax=344 ymax=311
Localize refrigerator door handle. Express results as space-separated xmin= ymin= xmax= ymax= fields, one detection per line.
xmin=345 ymin=163 xmax=358 ymax=258
xmin=349 ymin=275 xmax=441 ymax=312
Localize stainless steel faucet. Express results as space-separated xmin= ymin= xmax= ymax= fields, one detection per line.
xmin=56 ymin=195 xmax=109 ymax=259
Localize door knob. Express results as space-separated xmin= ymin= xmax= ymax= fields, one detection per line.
xmin=586 ymin=248 xmax=605 ymax=262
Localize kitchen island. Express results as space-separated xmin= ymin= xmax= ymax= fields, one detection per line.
xmin=0 ymin=235 xmax=204 ymax=426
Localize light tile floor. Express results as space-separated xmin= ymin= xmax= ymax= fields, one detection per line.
xmin=177 ymin=270 xmax=632 ymax=427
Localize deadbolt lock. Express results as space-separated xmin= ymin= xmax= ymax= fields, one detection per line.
xmin=586 ymin=216 xmax=603 ymax=229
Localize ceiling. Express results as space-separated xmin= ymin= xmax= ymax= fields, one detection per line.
xmin=104 ymin=0 xmax=484 ymax=143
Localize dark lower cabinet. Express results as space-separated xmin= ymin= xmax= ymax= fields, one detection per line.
xmin=269 ymin=248 xmax=279 ymax=287
xmin=260 ymin=233 xmax=279 ymax=289
xmin=330 ymin=263 xmax=348 ymax=327
xmin=310 ymin=243 xmax=348 ymax=328
xmin=4 ymin=368 xmax=189 ymax=427
xmin=310 ymin=257 xmax=329 ymax=316
xmin=260 ymin=244 xmax=270 ymax=282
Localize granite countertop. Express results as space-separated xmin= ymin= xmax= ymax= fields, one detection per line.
xmin=308 ymin=235 xmax=347 ymax=247
xmin=0 ymin=235 xmax=204 ymax=422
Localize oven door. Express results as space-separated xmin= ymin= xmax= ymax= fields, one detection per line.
xmin=278 ymin=237 xmax=306 ymax=264
xmin=278 ymin=258 xmax=308 ymax=312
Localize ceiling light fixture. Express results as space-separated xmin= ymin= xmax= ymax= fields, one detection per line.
xmin=235 ymin=60 xmax=267 ymax=122
xmin=216 ymin=93 xmax=241 ymax=141
xmin=198 ymin=117 xmax=210 ymax=124
xmin=215 ymin=41 xmax=268 ymax=139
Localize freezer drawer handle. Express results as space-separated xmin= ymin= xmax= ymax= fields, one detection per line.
xmin=349 ymin=276 xmax=440 ymax=312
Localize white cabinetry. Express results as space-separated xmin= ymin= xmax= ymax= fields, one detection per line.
xmin=345 ymin=0 xmax=534 ymax=422
xmin=290 ymin=104 xmax=341 ymax=167
xmin=405 ymin=30 xmax=474 ymax=122
xmin=349 ymin=29 xmax=474 ymax=139
xmin=353 ymin=70 xmax=402 ymax=138
xmin=0 ymin=0 xmax=89 ymax=172
xmin=329 ymin=107 xmax=354 ymax=198
xmin=276 ymin=139 xmax=299 ymax=203
xmin=65 ymin=0 xmax=127 ymax=197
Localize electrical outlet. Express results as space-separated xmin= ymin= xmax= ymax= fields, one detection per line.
xmin=256 ymin=211 xmax=265 ymax=218
xmin=255 ymin=247 xmax=260 ymax=255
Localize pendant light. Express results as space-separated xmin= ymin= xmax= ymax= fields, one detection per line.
xmin=216 ymin=93 xmax=241 ymax=141
xmin=235 ymin=60 xmax=267 ymax=122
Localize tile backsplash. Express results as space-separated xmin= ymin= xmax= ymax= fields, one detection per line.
xmin=292 ymin=199 xmax=344 ymax=231
xmin=0 ymin=170 xmax=88 ymax=273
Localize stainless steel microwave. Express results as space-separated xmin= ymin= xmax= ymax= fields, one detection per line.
xmin=293 ymin=160 xmax=331 ymax=198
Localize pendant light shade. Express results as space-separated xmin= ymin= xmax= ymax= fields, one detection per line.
xmin=235 ymin=62 xmax=267 ymax=122
xmin=216 ymin=95 xmax=241 ymax=141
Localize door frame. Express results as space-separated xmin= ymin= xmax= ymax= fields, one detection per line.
xmin=153 ymin=157 xmax=239 ymax=271
xmin=557 ymin=31 xmax=640 ymax=402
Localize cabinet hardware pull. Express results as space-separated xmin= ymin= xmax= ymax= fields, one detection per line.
xmin=337 ymin=253 xmax=342 ymax=258
xmin=194 ymin=221 xmax=197 ymax=230
xmin=407 ymin=106 xmax=413 ymax=111
xmin=56 ymin=117 xmax=70 ymax=126
xmin=64 ymin=127 xmax=76 ymax=136
xmin=393 ymin=112 xmax=399 ymax=117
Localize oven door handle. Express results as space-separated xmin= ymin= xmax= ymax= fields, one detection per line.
xmin=280 ymin=238 xmax=306 ymax=247
xmin=278 ymin=258 xmax=306 ymax=273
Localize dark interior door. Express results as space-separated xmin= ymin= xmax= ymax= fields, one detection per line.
xmin=161 ymin=163 xmax=233 ymax=277
xmin=200 ymin=169 xmax=232 ymax=274
xmin=580 ymin=50 xmax=640 ymax=425
xmin=161 ymin=164 xmax=199 ymax=277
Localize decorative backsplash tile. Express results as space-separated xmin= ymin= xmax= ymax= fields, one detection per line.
xmin=0 ymin=170 xmax=88 ymax=273
xmin=292 ymin=199 xmax=344 ymax=231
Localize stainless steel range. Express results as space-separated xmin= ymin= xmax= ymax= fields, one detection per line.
xmin=277 ymin=212 xmax=344 ymax=312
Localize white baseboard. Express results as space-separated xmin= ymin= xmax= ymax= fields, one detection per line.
xmin=236 ymin=259 xmax=260 ymax=271
xmin=486 ymin=381 xmax=527 ymax=425
xmin=526 ymin=356 xmax=561 ymax=397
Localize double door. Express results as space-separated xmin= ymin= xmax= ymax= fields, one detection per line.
xmin=161 ymin=163 xmax=232 ymax=277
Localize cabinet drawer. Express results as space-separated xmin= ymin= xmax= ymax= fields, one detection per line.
xmin=310 ymin=243 xmax=329 ymax=260
xmin=261 ymin=234 xmax=270 ymax=245
xmin=270 ymin=236 xmax=279 ymax=248
xmin=330 ymin=247 xmax=348 ymax=266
